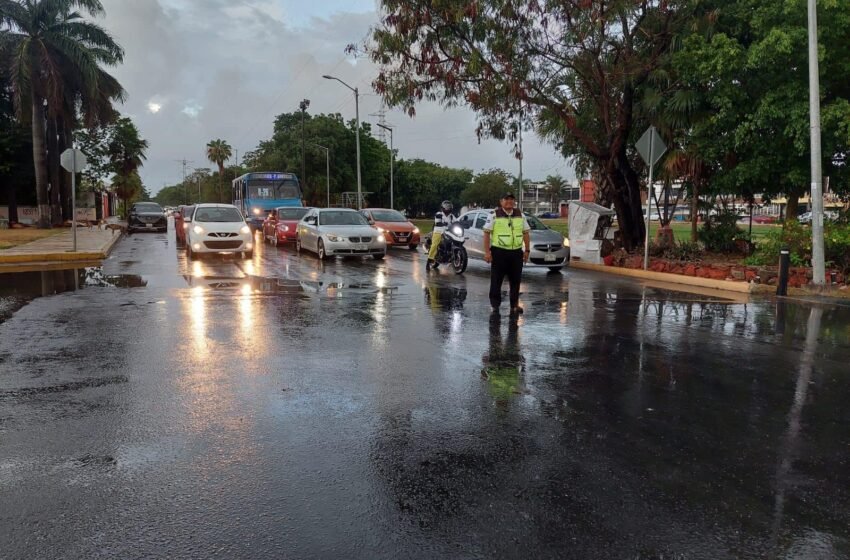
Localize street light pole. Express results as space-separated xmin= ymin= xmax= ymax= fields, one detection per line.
xmin=807 ymin=0 xmax=826 ymax=285
xmin=376 ymin=123 xmax=394 ymax=209
xmin=299 ymin=99 xmax=310 ymax=195
xmin=323 ymin=75 xmax=362 ymax=209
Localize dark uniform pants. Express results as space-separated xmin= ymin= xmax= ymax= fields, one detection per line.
xmin=489 ymin=247 xmax=523 ymax=308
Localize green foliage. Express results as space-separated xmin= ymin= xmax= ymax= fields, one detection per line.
xmin=461 ymin=169 xmax=512 ymax=208
xmin=747 ymin=221 xmax=850 ymax=273
xmin=698 ymin=210 xmax=746 ymax=253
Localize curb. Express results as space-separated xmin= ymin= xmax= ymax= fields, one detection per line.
xmin=0 ymin=232 xmax=123 ymax=265
xmin=570 ymin=261 xmax=756 ymax=294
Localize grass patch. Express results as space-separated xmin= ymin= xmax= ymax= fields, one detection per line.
xmin=0 ymin=228 xmax=66 ymax=250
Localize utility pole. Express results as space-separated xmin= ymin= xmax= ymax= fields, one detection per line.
xmin=176 ymin=159 xmax=192 ymax=204
xmin=518 ymin=118 xmax=524 ymax=209
xmin=324 ymin=75 xmax=362 ymax=209
xmin=376 ymin=123 xmax=394 ymax=209
xmin=299 ymin=99 xmax=310 ymax=196
xmin=311 ymin=143 xmax=330 ymax=207
xmin=807 ymin=0 xmax=826 ymax=285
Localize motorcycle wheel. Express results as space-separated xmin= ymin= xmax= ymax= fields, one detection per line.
xmin=451 ymin=246 xmax=468 ymax=274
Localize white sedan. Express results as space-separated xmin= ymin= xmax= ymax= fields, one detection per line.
xmin=186 ymin=203 xmax=254 ymax=260
xmin=296 ymin=208 xmax=387 ymax=260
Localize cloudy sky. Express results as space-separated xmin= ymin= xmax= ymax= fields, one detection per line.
xmin=99 ymin=0 xmax=574 ymax=193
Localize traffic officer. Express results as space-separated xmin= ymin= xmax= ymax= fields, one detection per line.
xmin=483 ymin=192 xmax=531 ymax=314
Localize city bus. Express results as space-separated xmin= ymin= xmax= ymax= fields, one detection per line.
xmin=232 ymin=172 xmax=303 ymax=229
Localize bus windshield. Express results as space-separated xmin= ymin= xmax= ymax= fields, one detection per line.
xmin=247 ymin=179 xmax=300 ymax=200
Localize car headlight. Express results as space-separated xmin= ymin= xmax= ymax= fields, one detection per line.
xmin=412 ymin=227 xmax=419 ymax=234
xmin=376 ymin=226 xmax=385 ymax=233
xmin=240 ymin=225 xmax=251 ymax=235
xmin=563 ymin=238 xmax=570 ymax=247
xmin=326 ymin=234 xmax=342 ymax=242
xmin=193 ymin=225 xmax=204 ymax=235
xmin=280 ymin=225 xmax=289 ymax=232
xmin=378 ymin=234 xmax=386 ymax=243
xmin=252 ymin=208 xmax=261 ymax=215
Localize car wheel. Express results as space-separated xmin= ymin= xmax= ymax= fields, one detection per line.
xmin=374 ymin=252 xmax=386 ymax=260
xmin=317 ymin=239 xmax=328 ymax=260
xmin=296 ymin=236 xmax=302 ymax=253
xmin=548 ymin=266 xmax=564 ymax=273
xmin=409 ymin=244 xmax=418 ymax=251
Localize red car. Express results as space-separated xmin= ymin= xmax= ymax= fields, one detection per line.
xmin=751 ymin=215 xmax=777 ymax=224
xmin=174 ymin=205 xmax=195 ymax=246
xmin=360 ymin=208 xmax=421 ymax=250
xmin=262 ymin=207 xmax=312 ymax=246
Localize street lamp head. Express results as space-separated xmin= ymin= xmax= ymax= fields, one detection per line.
xmin=322 ymin=75 xmax=333 ymax=80
xmin=300 ymin=99 xmax=310 ymax=111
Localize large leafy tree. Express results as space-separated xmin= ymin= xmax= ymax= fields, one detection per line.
xmin=670 ymin=0 xmax=850 ymax=221
xmin=206 ymin=138 xmax=232 ymax=203
xmin=106 ymin=116 xmax=147 ymax=212
xmin=369 ymin=0 xmax=694 ymax=250
xmin=461 ymin=169 xmax=512 ymax=208
xmin=0 ymin=0 xmax=124 ymax=227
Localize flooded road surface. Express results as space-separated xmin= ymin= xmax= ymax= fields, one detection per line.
xmin=1 ymin=228 xmax=849 ymax=559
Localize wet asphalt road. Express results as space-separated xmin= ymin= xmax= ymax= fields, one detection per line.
xmin=1 ymin=225 xmax=849 ymax=559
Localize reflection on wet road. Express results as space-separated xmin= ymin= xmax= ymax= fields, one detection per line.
xmin=1 ymin=227 xmax=849 ymax=559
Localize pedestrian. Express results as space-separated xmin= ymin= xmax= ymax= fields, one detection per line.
xmin=483 ymin=192 xmax=530 ymax=315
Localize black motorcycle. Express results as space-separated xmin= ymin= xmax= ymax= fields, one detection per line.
xmin=424 ymin=223 xmax=468 ymax=274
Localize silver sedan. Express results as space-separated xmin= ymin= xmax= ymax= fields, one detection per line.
xmin=296 ymin=208 xmax=387 ymax=260
xmin=457 ymin=210 xmax=570 ymax=271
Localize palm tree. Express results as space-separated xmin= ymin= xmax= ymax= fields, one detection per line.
xmin=206 ymin=139 xmax=232 ymax=203
xmin=0 ymin=0 xmax=125 ymax=227
xmin=107 ymin=116 xmax=147 ymax=178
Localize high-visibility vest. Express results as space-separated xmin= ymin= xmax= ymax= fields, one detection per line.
xmin=490 ymin=211 xmax=525 ymax=250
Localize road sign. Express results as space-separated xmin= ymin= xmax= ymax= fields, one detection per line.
xmin=636 ymin=126 xmax=667 ymax=167
xmin=60 ymin=148 xmax=88 ymax=173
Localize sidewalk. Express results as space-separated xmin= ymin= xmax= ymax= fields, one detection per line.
xmin=0 ymin=227 xmax=123 ymax=265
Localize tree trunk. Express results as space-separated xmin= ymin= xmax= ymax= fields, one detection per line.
xmin=601 ymin=151 xmax=645 ymax=252
xmin=785 ymin=192 xmax=800 ymax=223
xmin=691 ymin=182 xmax=699 ymax=242
xmin=59 ymin=120 xmax=72 ymax=221
xmin=31 ymin=97 xmax=51 ymax=228
xmin=7 ymin=183 xmax=18 ymax=223
xmin=218 ymin=163 xmax=225 ymax=203
xmin=47 ymin=117 xmax=62 ymax=225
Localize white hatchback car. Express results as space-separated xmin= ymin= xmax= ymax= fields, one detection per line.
xmin=186 ymin=203 xmax=254 ymax=260
xmin=296 ymin=208 xmax=387 ymax=260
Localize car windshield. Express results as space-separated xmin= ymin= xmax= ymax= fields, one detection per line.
xmin=181 ymin=206 xmax=195 ymax=218
xmin=134 ymin=203 xmax=162 ymax=213
xmin=370 ymin=210 xmax=407 ymax=222
xmin=524 ymin=214 xmax=549 ymax=231
xmin=320 ymin=211 xmax=368 ymax=226
xmin=248 ymin=180 xmax=301 ymax=200
xmin=276 ymin=207 xmax=310 ymax=220
xmin=194 ymin=207 xmax=244 ymax=223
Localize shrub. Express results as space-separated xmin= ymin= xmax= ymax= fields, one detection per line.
xmin=662 ymin=241 xmax=704 ymax=262
xmin=748 ymin=220 xmax=850 ymax=273
xmin=698 ymin=210 xmax=747 ymax=253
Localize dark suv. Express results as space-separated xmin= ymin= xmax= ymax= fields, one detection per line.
xmin=128 ymin=202 xmax=167 ymax=233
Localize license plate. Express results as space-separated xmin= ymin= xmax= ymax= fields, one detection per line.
xmin=145 ymin=223 xmax=153 ymax=228
xmin=544 ymin=253 xmax=556 ymax=262
xmin=355 ymin=244 xmax=368 ymax=251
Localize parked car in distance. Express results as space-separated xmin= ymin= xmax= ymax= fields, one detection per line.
xmin=799 ymin=210 xmax=839 ymax=224
xmin=128 ymin=202 xmax=167 ymax=233
xmin=537 ymin=212 xmax=561 ymax=219
xmin=360 ymin=208 xmax=421 ymax=250
xmin=750 ymin=214 xmax=777 ymax=224
xmin=174 ymin=205 xmax=195 ymax=246
xmin=186 ymin=203 xmax=254 ymax=260
xmin=296 ymin=208 xmax=387 ymax=260
xmin=262 ymin=206 xmax=313 ymax=246
xmin=456 ymin=210 xmax=570 ymax=272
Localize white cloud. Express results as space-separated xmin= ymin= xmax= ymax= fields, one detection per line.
xmin=99 ymin=0 xmax=573 ymax=192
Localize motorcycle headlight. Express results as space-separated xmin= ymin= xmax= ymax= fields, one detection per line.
xmin=563 ymin=238 xmax=570 ymax=247
xmin=182 ymin=222 xmax=189 ymax=229
xmin=450 ymin=225 xmax=463 ymax=236
xmin=252 ymin=208 xmax=261 ymax=215
xmin=326 ymin=234 xmax=342 ymax=242
xmin=193 ymin=225 xmax=205 ymax=235
xmin=240 ymin=225 xmax=251 ymax=235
